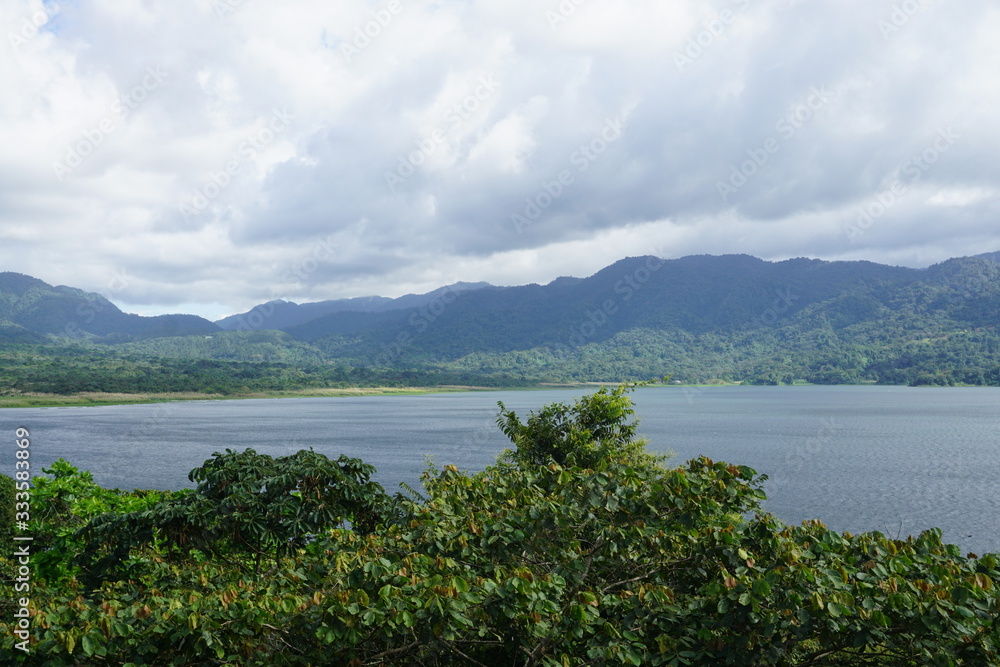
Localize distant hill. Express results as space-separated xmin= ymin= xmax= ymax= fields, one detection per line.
xmin=266 ymin=252 xmax=1000 ymax=386
xmin=215 ymin=282 xmax=491 ymax=331
xmin=0 ymin=320 xmax=47 ymax=345
xmin=0 ymin=272 xmax=220 ymax=341
xmin=280 ymin=254 xmax=921 ymax=356
xmin=3 ymin=252 xmax=999 ymax=388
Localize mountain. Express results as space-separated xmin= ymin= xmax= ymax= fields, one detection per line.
xmin=0 ymin=321 xmax=47 ymax=345
xmin=0 ymin=272 xmax=220 ymax=341
xmin=3 ymin=252 xmax=1000 ymax=390
xmin=214 ymin=297 xmax=393 ymax=332
xmin=263 ymin=252 xmax=1000 ymax=386
xmin=279 ymin=254 xmax=920 ymax=355
xmin=215 ymin=282 xmax=492 ymax=331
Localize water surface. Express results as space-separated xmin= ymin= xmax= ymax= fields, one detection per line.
xmin=3 ymin=385 xmax=997 ymax=554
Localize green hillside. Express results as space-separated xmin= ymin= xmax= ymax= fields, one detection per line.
xmin=0 ymin=272 xmax=219 ymax=340
xmin=2 ymin=253 xmax=999 ymax=394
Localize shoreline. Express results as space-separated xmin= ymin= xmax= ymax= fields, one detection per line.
xmin=0 ymin=387 xmax=482 ymax=409
xmin=3 ymin=381 xmax=986 ymax=409
xmin=0 ymin=382 xmax=726 ymax=409
xmin=0 ymin=384 xmax=571 ymax=409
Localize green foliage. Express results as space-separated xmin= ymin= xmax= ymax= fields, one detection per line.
xmin=0 ymin=343 xmax=535 ymax=396
xmin=290 ymin=254 xmax=1000 ymax=386
xmin=5 ymin=254 xmax=1000 ymax=393
xmin=0 ymin=474 xmax=14 ymax=544
xmin=80 ymin=448 xmax=390 ymax=582
xmin=1 ymin=387 xmax=998 ymax=665
xmin=24 ymin=460 xmax=166 ymax=585
xmin=496 ymin=382 xmax=667 ymax=470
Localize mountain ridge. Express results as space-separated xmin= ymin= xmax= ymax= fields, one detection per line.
xmin=0 ymin=271 xmax=220 ymax=342
xmin=214 ymin=281 xmax=492 ymax=332
xmin=3 ymin=252 xmax=999 ymax=388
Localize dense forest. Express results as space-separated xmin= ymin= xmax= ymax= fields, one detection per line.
xmin=2 ymin=253 xmax=1000 ymax=394
xmin=2 ymin=385 xmax=998 ymax=665
xmin=0 ymin=342 xmax=533 ymax=396
xmin=2 ymin=324 xmax=999 ymax=396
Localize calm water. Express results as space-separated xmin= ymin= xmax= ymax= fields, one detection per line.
xmin=2 ymin=386 xmax=997 ymax=555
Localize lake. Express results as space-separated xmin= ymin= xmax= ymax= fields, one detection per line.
xmin=3 ymin=385 xmax=997 ymax=555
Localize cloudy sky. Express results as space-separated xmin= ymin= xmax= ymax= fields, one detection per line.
xmin=2 ymin=0 xmax=998 ymax=320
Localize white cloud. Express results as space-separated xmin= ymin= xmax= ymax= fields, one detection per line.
xmin=926 ymin=187 xmax=998 ymax=208
xmin=1 ymin=0 xmax=999 ymax=320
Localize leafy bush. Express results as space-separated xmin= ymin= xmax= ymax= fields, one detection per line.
xmin=1 ymin=387 xmax=998 ymax=665
xmin=80 ymin=448 xmax=389 ymax=582
xmin=0 ymin=473 xmax=15 ymax=616
xmin=496 ymin=382 xmax=668 ymax=470
xmin=25 ymin=459 xmax=166 ymax=585
xmin=0 ymin=473 xmax=14 ymax=544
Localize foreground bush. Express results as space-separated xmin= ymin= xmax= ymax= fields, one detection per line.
xmin=2 ymin=385 xmax=998 ymax=665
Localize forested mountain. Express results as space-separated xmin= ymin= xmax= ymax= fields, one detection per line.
xmin=2 ymin=252 xmax=1000 ymax=392
xmin=0 ymin=272 xmax=220 ymax=341
xmin=215 ymin=281 xmax=491 ymax=331
xmin=287 ymin=254 xmax=917 ymax=354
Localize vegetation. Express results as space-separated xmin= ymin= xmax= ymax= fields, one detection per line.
xmin=495 ymin=383 xmax=666 ymax=470
xmin=0 ymin=473 xmax=14 ymax=545
xmin=2 ymin=385 xmax=998 ymax=665
xmin=0 ymin=343 xmax=534 ymax=399
xmin=4 ymin=255 xmax=1000 ymax=395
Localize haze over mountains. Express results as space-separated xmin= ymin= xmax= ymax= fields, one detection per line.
xmin=4 ymin=252 xmax=1000 ymax=347
xmin=215 ymin=282 xmax=492 ymax=332
xmin=0 ymin=272 xmax=218 ymax=343
xmin=205 ymin=252 xmax=1000 ymax=360
xmin=2 ymin=251 xmax=999 ymax=386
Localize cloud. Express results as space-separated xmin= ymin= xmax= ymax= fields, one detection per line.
xmin=1 ymin=0 xmax=999 ymax=319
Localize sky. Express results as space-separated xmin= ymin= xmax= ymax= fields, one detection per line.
xmin=2 ymin=0 xmax=999 ymax=320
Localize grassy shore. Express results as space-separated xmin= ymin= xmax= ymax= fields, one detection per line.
xmin=0 ymin=386 xmax=513 ymax=409
xmin=0 ymin=381 xmax=776 ymax=409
